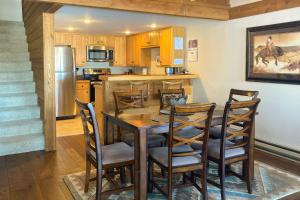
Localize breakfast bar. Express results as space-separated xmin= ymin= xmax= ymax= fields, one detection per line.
xmin=94 ymin=74 xmax=198 ymax=141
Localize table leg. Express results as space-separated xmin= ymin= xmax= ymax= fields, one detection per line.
xmin=134 ymin=128 xmax=147 ymax=200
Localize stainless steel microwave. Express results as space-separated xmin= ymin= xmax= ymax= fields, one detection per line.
xmin=86 ymin=45 xmax=114 ymax=62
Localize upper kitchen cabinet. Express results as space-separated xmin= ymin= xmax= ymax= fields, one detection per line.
xmin=54 ymin=32 xmax=86 ymax=67
xmin=127 ymin=34 xmax=150 ymax=67
xmin=73 ymin=34 xmax=87 ymax=67
xmin=126 ymin=35 xmax=139 ymax=67
xmin=106 ymin=36 xmax=115 ymax=48
xmin=54 ymin=32 xmax=73 ymax=45
xmin=140 ymin=31 xmax=160 ymax=48
xmin=113 ymin=36 xmax=127 ymax=66
xmin=92 ymin=35 xmax=107 ymax=46
xmin=160 ymin=27 xmax=185 ymax=67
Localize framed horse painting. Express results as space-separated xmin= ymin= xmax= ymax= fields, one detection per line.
xmin=246 ymin=21 xmax=300 ymax=84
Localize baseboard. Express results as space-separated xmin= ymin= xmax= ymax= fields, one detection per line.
xmin=255 ymin=139 xmax=300 ymax=163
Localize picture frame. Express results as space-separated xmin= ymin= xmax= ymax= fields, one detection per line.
xmin=246 ymin=20 xmax=300 ymax=84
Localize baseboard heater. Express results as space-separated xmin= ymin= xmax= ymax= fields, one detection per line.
xmin=255 ymin=139 xmax=300 ymax=163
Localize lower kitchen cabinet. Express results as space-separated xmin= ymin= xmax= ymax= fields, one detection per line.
xmin=76 ymin=80 xmax=90 ymax=114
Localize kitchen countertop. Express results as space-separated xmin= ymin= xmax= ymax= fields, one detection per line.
xmin=98 ymin=74 xmax=198 ymax=81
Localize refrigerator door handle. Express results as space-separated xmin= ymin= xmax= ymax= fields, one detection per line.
xmin=72 ymin=48 xmax=76 ymax=72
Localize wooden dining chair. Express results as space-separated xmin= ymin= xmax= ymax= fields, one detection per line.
xmin=158 ymin=88 xmax=185 ymax=110
xmin=113 ymin=90 xmax=145 ymax=116
xmin=162 ymin=80 xmax=183 ymax=89
xmin=158 ymin=88 xmax=205 ymax=140
xmin=228 ymin=89 xmax=259 ymax=102
xmin=130 ymin=81 xmax=149 ymax=100
xmin=113 ymin=91 xmax=166 ymax=148
xmin=210 ymin=89 xmax=259 ymax=139
xmin=148 ymin=103 xmax=216 ymax=200
xmin=205 ymin=99 xmax=260 ymax=200
xmin=76 ymin=99 xmax=134 ymax=200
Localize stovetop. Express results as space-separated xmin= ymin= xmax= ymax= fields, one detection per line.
xmin=82 ymin=68 xmax=111 ymax=80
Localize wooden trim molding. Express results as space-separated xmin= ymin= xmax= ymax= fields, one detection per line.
xmin=23 ymin=0 xmax=57 ymax=151
xmin=22 ymin=0 xmax=230 ymax=20
xmin=43 ymin=13 xmax=56 ymax=151
xmin=230 ymin=0 xmax=300 ymax=19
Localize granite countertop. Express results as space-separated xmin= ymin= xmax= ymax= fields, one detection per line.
xmin=98 ymin=74 xmax=198 ymax=81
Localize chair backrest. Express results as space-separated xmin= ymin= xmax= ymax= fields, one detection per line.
xmin=76 ymin=99 xmax=102 ymax=164
xmin=162 ymin=80 xmax=183 ymax=89
xmin=168 ymin=103 xmax=216 ymax=165
xmin=228 ymin=89 xmax=259 ymax=102
xmin=130 ymin=81 xmax=149 ymax=94
xmin=158 ymin=88 xmax=185 ymax=109
xmin=220 ymin=99 xmax=261 ymax=158
xmin=113 ymin=90 xmax=144 ymax=115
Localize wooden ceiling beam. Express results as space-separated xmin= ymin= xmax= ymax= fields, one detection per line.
xmin=230 ymin=0 xmax=300 ymax=19
xmin=22 ymin=0 xmax=230 ymax=20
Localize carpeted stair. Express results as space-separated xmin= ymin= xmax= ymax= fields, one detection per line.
xmin=0 ymin=20 xmax=44 ymax=156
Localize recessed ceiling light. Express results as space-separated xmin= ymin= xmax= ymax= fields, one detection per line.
xmin=68 ymin=27 xmax=74 ymax=31
xmin=124 ymin=30 xmax=131 ymax=35
xmin=150 ymin=23 xmax=157 ymax=28
xmin=84 ymin=19 xmax=92 ymax=24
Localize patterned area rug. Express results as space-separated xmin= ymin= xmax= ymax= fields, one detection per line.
xmin=63 ymin=161 xmax=300 ymax=200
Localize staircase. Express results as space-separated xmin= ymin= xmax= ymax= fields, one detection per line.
xmin=0 ymin=20 xmax=44 ymax=156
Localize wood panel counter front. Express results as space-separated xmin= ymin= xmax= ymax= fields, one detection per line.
xmin=94 ymin=74 xmax=198 ymax=142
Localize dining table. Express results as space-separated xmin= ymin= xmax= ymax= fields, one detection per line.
xmin=102 ymin=105 xmax=256 ymax=200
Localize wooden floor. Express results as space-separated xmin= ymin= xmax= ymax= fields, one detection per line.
xmin=0 ymin=135 xmax=299 ymax=200
xmin=56 ymin=117 xmax=83 ymax=137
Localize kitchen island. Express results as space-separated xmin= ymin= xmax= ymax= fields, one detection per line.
xmin=94 ymin=74 xmax=198 ymax=141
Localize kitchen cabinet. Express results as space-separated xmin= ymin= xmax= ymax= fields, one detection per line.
xmin=126 ymin=35 xmax=137 ymax=66
xmin=54 ymin=32 xmax=73 ymax=45
xmin=54 ymin=32 xmax=86 ymax=67
xmin=76 ymin=80 xmax=90 ymax=114
xmin=73 ymin=34 xmax=87 ymax=67
xmin=106 ymin=36 xmax=115 ymax=48
xmin=113 ymin=36 xmax=127 ymax=66
xmin=86 ymin=35 xmax=95 ymax=46
xmin=93 ymin=35 xmax=107 ymax=46
xmin=140 ymin=31 xmax=160 ymax=48
xmin=127 ymin=34 xmax=151 ymax=67
xmin=160 ymin=27 xmax=185 ymax=67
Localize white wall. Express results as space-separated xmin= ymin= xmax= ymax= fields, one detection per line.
xmin=0 ymin=0 xmax=22 ymax=21
xmin=230 ymin=0 xmax=262 ymax=7
xmin=185 ymin=7 xmax=300 ymax=151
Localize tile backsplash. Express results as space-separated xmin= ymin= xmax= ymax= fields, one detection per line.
xmin=76 ymin=62 xmax=132 ymax=75
xmin=76 ymin=62 xmax=152 ymax=75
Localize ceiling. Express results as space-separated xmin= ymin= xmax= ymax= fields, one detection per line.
xmin=54 ymin=6 xmax=201 ymax=35
xmin=54 ymin=1 xmax=262 ymax=35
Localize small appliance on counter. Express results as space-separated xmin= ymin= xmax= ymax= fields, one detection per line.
xmin=83 ymin=68 xmax=111 ymax=102
xmin=55 ymin=45 xmax=76 ymax=119
xmin=86 ymin=45 xmax=114 ymax=63
xmin=165 ymin=67 xmax=186 ymax=75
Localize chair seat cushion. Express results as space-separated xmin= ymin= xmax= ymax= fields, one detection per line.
xmin=149 ymin=146 xmax=201 ymax=168
xmin=147 ymin=125 xmax=169 ymax=134
xmin=91 ymin=142 xmax=134 ymax=166
xmin=122 ymin=133 xmax=166 ymax=148
xmin=207 ymin=139 xmax=246 ymax=159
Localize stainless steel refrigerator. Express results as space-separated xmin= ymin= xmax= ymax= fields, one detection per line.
xmin=55 ymin=45 xmax=76 ymax=118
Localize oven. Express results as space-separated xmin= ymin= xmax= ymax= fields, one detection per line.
xmin=86 ymin=45 xmax=114 ymax=62
xmin=83 ymin=68 xmax=111 ymax=102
